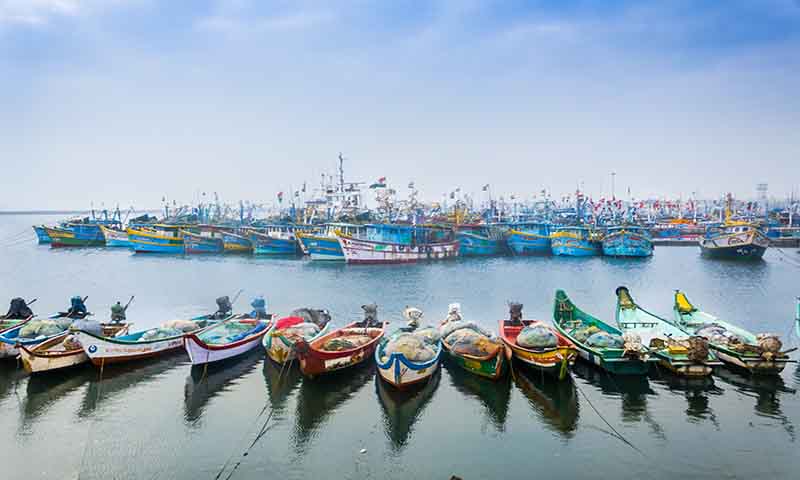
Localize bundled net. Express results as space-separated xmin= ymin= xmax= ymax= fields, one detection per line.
xmin=140 ymin=327 xmax=183 ymax=342
xmin=695 ymin=323 xmax=747 ymax=346
xmin=322 ymin=334 xmax=372 ymax=351
xmin=202 ymin=321 xmax=266 ymax=345
xmin=19 ymin=320 xmax=70 ymax=339
xmin=443 ymin=327 xmax=501 ymax=357
xmin=381 ymin=332 xmax=437 ymax=363
xmin=585 ymin=331 xmax=624 ymax=348
xmin=162 ymin=319 xmax=202 ymax=332
xmin=571 ymin=325 xmax=600 ymax=343
xmin=276 ymin=322 xmax=321 ymax=342
xmin=516 ymin=324 xmax=558 ymax=349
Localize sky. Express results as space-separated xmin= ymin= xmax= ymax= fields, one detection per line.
xmin=1 ymin=0 xmax=799 ymax=210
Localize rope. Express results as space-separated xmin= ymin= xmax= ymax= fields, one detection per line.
xmin=573 ymin=379 xmax=646 ymax=456
xmin=213 ymin=354 xmax=294 ymax=480
xmin=768 ymin=240 xmax=800 ymax=268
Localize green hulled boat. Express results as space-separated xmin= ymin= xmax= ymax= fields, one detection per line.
xmin=672 ymin=291 xmax=793 ymax=375
xmin=552 ymin=290 xmax=651 ymax=375
xmin=615 ymin=286 xmax=721 ymax=377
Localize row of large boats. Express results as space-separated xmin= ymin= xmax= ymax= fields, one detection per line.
xmin=34 ymin=217 xmax=773 ymax=261
xmin=1 ymin=290 xmax=795 ymax=389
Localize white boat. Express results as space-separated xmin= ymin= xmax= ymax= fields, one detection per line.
xmin=375 ymin=335 xmax=442 ymax=389
xmin=20 ymin=323 xmax=130 ymax=374
xmin=184 ymin=318 xmax=271 ymax=366
xmin=338 ymin=224 xmax=459 ymax=264
xmin=263 ymin=321 xmax=331 ymax=364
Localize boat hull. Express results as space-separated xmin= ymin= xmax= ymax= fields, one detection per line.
xmin=500 ymin=320 xmax=578 ymax=380
xmin=457 ymin=232 xmax=507 ymax=256
xmin=375 ymin=342 xmax=442 ymax=389
xmin=184 ymin=324 xmax=269 ymax=366
xmin=250 ymin=233 xmax=300 ymax=255
xmin=183 ymin=232 xmax=224 ymax=254
xmin=339 ymin=236 xmax=459 ymax=264
xmin=602 ymin=232 xmax=653 ymax=257
xmin=506 ymin=230 xmax=551 ymax=256
xmin=441 ymin=342 xmax=506 ymax=380
xmin=45 ymin=226 xmax=105 ymax=247
xmin=699 ymin=230 xmax=768 ymax=260
xmin=127 ymin=228 xmax=184 ymax=254
xmin=100 ymin=225 xmax=131 ymax=248
xmin=263 ymin=323 xmax=330 ymax=364
xmin=20 ymin=323 xmax=130 ymax=374
xmin=222 ymin=232 xmax=252 ymax=253
xmin=33 ymin=225 xmax=51 ymax=243
xmin=551 ymin=237 xmax=601 ymax=256
xmin=74 ymin=331 xmax=186 ymax=365
xmin=295 ymin=323 xmax=385 ymax=377
xmin=298 ymin=234 xmax=345 ymax=261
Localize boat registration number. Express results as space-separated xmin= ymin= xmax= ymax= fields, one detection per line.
xmin=324 ymin=356 xmax=353 ymax=369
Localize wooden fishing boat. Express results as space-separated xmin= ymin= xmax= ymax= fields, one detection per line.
xmin=182 ymin=230 xmax=225 ymax=254
xmin=263 ymin=320 xmax=331 ymax=364
xmin=552 ymin=290 xmax=651 ymax=375
xmin=73 ymin=315 xmax=222 ymax=366
xmin=294 ymin=322 xmax=386 ymax=378
xmin=248 ymin=228 xmax=301 ymax=255
xmin=440 ymin=328 xmax=506 ymax=380
xmin=615 ymin=286 xmax=721 ymax=377
xmin=184 ymin=318 xmax=271 ymax=366
xmin=0 ymin=314 xmax=76 ymax=359
xmin=700 ymin=222 xmax=769 ymax=260
xmin=44 ymin=225 xmax=105 ymax=247
xmin=672 ymin=291 xmax=793 ymax=375
xmin=127 ymin=225 xmax=185 ymax=253
xmin=19 ymin=323 xmax=130 ymax=374
xmin=550 ymin=226 xmax=602 ymax=256
xmin=338 ymin=224 xmax=459 ymax=264
xmin=456 ymin=224 xmax=509 ymax=256
xmin=0 ymin=316 xmax=34 ymax=357
xmin=297 ymin=224 xmax=366 ymax=261
xmin=33 ymin=225 xmax=51 ymax=243
xmin=375 ymin=334 xmax=442 ymax=389
xmin=602 ymin=226 xmax=653 ymax=257
xmin=99 ymin=225 xmax=131 ymax=248
xmin=500 ymin=318 xmax=578 ymax=380
xmin=506 ymin=222 xmax=552 ymax=256
xmin=221 ymin=231 xmax=252 ymax=253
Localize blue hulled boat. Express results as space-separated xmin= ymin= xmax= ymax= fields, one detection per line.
xmin=248 ymin=226 xmax=301 ymax=255
xmin=506 ymin=222 xmax=552 ymax=255
xmin=183 ymin=230 xmax=224 ymax=254
xmin=456 ymin=224 xmax=509 ymax=256
xmin=127 ymin=225 xmax=186 ymax=253
xmin=602 ymin=226 xmax=653 ymax=257
xmin=33 ymin=226 xmax=52 ymax=243
xmin=221 ymin=231 xmax=252 ymax=253
xmin=550 ymin=226 xmax=602 ymax=257
xmin=297 ymin=223 xmax=366 ymax=261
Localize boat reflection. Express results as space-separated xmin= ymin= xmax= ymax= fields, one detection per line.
xmin=0 ymin=365 xmax=28 ymax=404
xmin=443 ymin=361 xmax=510 ymax=432
xmin=376 ymin=367 xmax=441 ymax=452
xmin=184 ymin=351 xmax=263 ymax=427
xmin=714 ymin=366 xmax=796 ymax=440
xmin=79 ymin=355 xmax=187 ymax=417
xmin=20 ymin=368 xmax=92 ymax=426
xmin=262 ymin=357 xmax=302 ymax=411
xmin=649 ymin=371 xmax=722 ymax=426
xmin=513 ymin=365 xmax=578 ymax=438
xmin=292 ymin=364 xmax=375 ymax=452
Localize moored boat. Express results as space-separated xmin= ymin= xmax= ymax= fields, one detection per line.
xmin=20 ymin=323 xmax=130 ymax=374
xmin=375 ymin=307 xmax=442 ymax=389
xmin=506 ymin=222 xmax=552 ymax=256
xmin=45 ymin=225 xmax=105 ymax=247
xmin=221 ymin=231 xmax=252 ymax=253
xmin=672 ymin=291 xmax=793 ymax=375
xmin=294 ymin=304 xmax=386 ymax=378
xmin=33 ymin=225 xmax=51 ymax=243
xmin=456 ymin=224 xmax=509 ymax=256
xmin=602 ymin=226 xmax=653 ymax=257
xmin=338 ymin=224 xmax=459 ymax=264
xmin=263 ymin=308 xmax=332 ymax=364
xmin=438 ymin=304 xmax=506 ymax=380
xmin=552 ymin=290 xmax=651 ymax=375
xmin=297 ymin=223 xmax=366 ymax=261
xmin=183 ymin=317 xmax=271 ymax=366
xmin=99 ymin=225 xmax=131 ymax=248
xmin=248 ymin=226 xmax=301 ymax=255
xmin=699 ymin=221 xmax=769 ymax=260
xmin=182 ymin=229 xmax=225 ymax=254
xmin=550 ymin=226 xmax=602 ymax=256
xmin=615 ymin=286 xmax=721 ymax=377
xmin=127 ymin=225 xmax=185 ymax=253
xmin=499 ymin=303 xmax=577 ymax=380
xmin=0 ymin=312 xmax=85 ymax=359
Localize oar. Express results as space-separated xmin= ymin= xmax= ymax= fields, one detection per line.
xmin=230 ymin=289 xmax=244 ymax=306
xmin=123 ymin=295 xmax=135 ymax=311
xmin=25 ymin=298 xmax=38 ymax=307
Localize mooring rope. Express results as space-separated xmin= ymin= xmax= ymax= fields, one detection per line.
xmin=573 ymin=380 xmax=646 ymax=456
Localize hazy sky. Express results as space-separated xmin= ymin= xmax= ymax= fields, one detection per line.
xmin=1 ymin=0 xmax=799 ymax=210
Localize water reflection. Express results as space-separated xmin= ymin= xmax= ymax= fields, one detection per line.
xmin=715 ymin=367 xmax=795 ymax=440
xmin=262 ymin=358 xmax=302 ymax=410
xmin=79 ymin=355 xmax=187 ymax=417
xmin=650 ymin=372 xmax=722 ymax=427
xmin=292 ymin=365 xmax=375 ymax=452
xmin=513 ymin=366 xmax=578 ymax=438
xmin=443 ymin=361 xmax=510 ymax=432
xmin=20 ymin=369 xmax=92 ymax=428
xmin=184 ymin=351 xmax=263 ymax=427
xmin=571 ymin=361 xmax=663 ymax=439
xmin=0 ymin=365 xmax=27 ymax=404
xmin=376 ymin=368 xmax=440 ymax=453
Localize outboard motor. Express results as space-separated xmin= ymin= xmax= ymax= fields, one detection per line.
xmin=290 ymin=308 xmax=332 ymax=328
xmin=110 ymin=302 xmax=127 ymax=323
xmin=359 ymin=303 xmax=379 ymax=328
xmin=68 ymin=296 xmax=88 ymax=319
xmin=402 ymin=306 xmax=423 ymax=332
xmin=250 ymin=297 xmax=268 ymax=319
xmin=509 ymin=302 xmax=523 ymax=326
xmin=214 ymin=296 xmax=233 ymax=319
xmin=444 ymin=303 xmax=462 ymax=324
xmin=6 ymin=297 xmax=32 ymax=319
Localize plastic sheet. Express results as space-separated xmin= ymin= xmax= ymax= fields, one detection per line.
xmin=516 ymin=324 xmax=558 ymax=349
xmin=72 ymin=318 xmax=102 ymax=336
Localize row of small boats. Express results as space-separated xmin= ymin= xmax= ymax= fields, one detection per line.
xmin=2 ymin=292 xmax=793 ymax=397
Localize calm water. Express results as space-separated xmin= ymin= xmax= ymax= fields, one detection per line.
xmin=1 ymin=214 xmax=798 ymax=479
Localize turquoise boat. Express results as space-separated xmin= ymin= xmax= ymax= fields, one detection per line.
xmin=248 ymin=226 xmax=300 ymax=255
xmin=297 ymin=223 xmax=366 ymax=261
xmin=602 ymin=226 xmax=653 ymax=257
xmin=183 ymin=230 xmax=224 ymax=254
xmin=506 ymin=222 xmax=551 ymax=255
xmin=33 ymin=226 xmax=51 ymax=243
xmin=550 ymin=226 xmax=602 ymax=256
xmin=552 ymin=289 xmax=652 ymax=375
xmin=221 ymin=231 xmax=252 ymax=253
xmin=456 ymin=224 xmax=509 ymax=256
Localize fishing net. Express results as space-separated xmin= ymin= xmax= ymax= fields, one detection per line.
xmin=414 ymin=326 xmax=441 ymax=344
xmin=686 ymin=336 xmax=710 ymax=363
xmin=445 ymin=328 xmax=501 ymax=357
xmin=571 ymin=325 xmax=600 ymax=343
xmin=19 ymin=320 xmax=69 ymax=339
xmin=695 ymin=324 xmax=746 ymax=346
xmin=585 ymin=331 xmax=624 ymax=348
xmin=202 ymin=322 xmax=262 ymax=344
xmin=290 ymin=308 xmax=331 ymax=328
xmin=516 ymin=324 xmax=558 ymax=349
xmin=322 ymin=334 xmax=372 ymax=351
xmin=162 ymin=319 xmax=201 ymax=332
xmin=276 ymin=322 xmax=321 ymax=342
xmin=72 ymin=318 xmax=102 ymax=336
xmin=381 ymin=333 xmax=437 ymax=363
xmin=62 ymin=334 xmax=82 ymax=350
xmin=440 ymin=320 xmax=493 ymax=340
xmin=139 ymin=327 xmax=182 ymax=341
